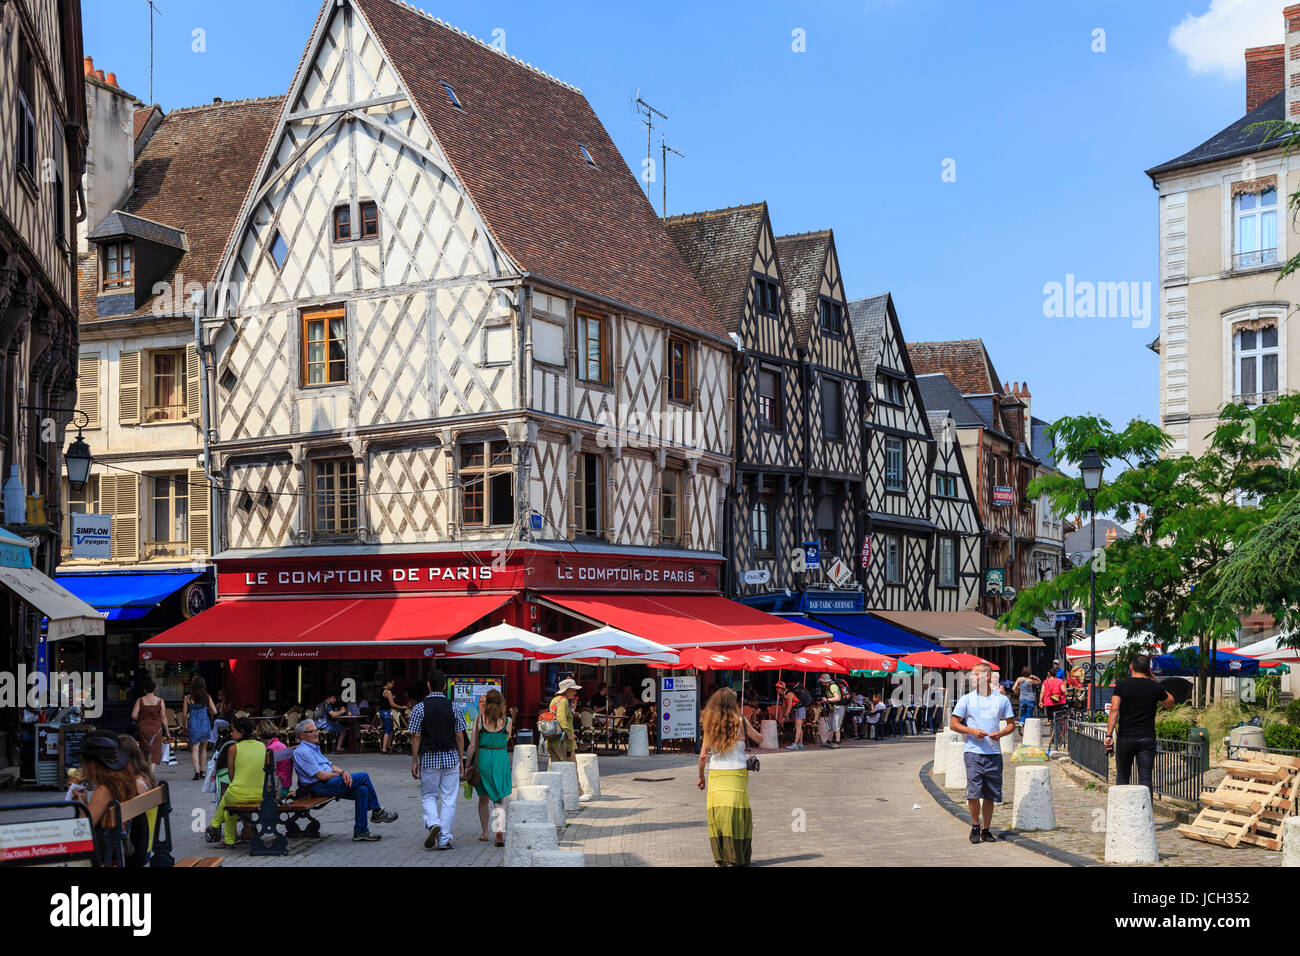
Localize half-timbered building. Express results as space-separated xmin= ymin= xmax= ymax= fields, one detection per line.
xmin=776 ymin=230 xmax=865 ymax=588
xmin=664 ymin=203 xmax=807 ymax=598
xmin=847 ymin=293 xmax=934 ymax=611
xmin=142 ymin=0 xmax=823 ymax=716
xmin=924 ymin=408 xmax=982 ymax=612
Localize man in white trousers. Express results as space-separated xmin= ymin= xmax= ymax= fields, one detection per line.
xmin=409 ymin=669 xmax=466 ymax=850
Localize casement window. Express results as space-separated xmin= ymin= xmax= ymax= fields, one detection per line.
xmin=668 ymin=337 xmax=691 ymax=403
xmin=935 ymin=473 xmax=958 ymax=498
xmin=148 ymin=473 xmax=189 ymax=556
xmin=884 ymin=534 xmax=902 ymax=585
xmin=333 ymin=205 xmax=352 ymax=242
xmin=885 ymin=437 xmax=905 ymax=492
xmin=877 ymin=373 xmax=904 ymax=406
xmin=102 ymin=242 xmax=134 ymax=291
xmin=1018 ymin=465 xmax=1032 ymax=506
xmin=302 ymin=305 xmax=347 ymax=386
xmin=819 ymin=298 xmax=843 ymax=335
xmin=313 ymin=458 xmax=358 ymax=537
xmin=755 ymin=278 xmax=780 ymax=316
xmin=822 ymin=378 xmax=842 ymax=440
xmin=758 ymin=366 xmax=782 ymax=430
xmin=578 ymin=143 xmax=597 ymax=168
xmin=359 ymin=201 xmax=379 ymax=239
xmin=15 ymin=36 xmax=36 ymax=179
xmin=576 ymin=312 xmax=609 ymax=385
xmin=145 ymin=349 xmax=186 ymax=422
xmin=815 ymin=496 xmax=837 ymax=556
xmin=61 ymin=476 xmax=100 ymax=556
xmin=440 ymin=81 xmax=462 ymax=110
xmin=938 ymin=536 xmax=956 ymax=587
xmin=52 ymin=119 xmax=65 ymax=242
xmin=660 ymin=470 xmax=682 ymax=545
xmin=1234 ymin=326 xmax=1279 ymax=403
xmin=76 ymin=354 xmax=101 ymax=429
xmin=750 ymin=495 xmax=773 ymax=555
xmin=461 ymin=440 xmax=514 ymax=528
xmin=573 ymin=452 xmax=603 ymax=536
xmin=1234 ymin=186 xmax=1278 ymax=268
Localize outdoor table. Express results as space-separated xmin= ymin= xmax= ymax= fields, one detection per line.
xmin=335 ymin=715 xmax=364 ymax=753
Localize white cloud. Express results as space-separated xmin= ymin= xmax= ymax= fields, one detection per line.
xmin=1170 ymin=0 xmax=1281 ymax=76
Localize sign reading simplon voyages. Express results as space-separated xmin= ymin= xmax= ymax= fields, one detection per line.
xmin=70 ymin=514 xmax=111 ymax=559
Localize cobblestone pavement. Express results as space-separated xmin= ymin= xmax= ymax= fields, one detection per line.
xmin=925 ymin=757 xmax=1287 ymax=867
xmin=3 ymin=738 xmax=1055 ymax=866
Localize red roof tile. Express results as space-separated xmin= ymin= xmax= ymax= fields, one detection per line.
xmin=354 ymin=0 xmax=724 ymax=341
xmin=905 ymin=339 xmax=1004 ymax=396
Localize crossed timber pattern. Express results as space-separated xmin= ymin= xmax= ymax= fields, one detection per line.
xmin=609 ymin=455 xmax=654 ymax=546
xmin=369 ymin=444 xmax=446 ymax=543
xmin=527 ymin=436 xmax=569 ymax=540
xmin=226 ymin=458 xmax=299 ymax=550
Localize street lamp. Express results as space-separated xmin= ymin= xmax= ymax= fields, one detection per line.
xmin=1079 ymin=449 xmax=1105 ymax=709
xmin=65 ymin=432 xmax=92 ymax=493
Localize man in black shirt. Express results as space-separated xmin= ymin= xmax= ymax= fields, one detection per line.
xmin=1105 ymin=654 xmax=1175 ymax=793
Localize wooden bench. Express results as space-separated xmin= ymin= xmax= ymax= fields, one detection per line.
xmin=104 ymin=783 xmax=175 ymax=867
xmin=221 ymin=745 xmax=339 ymax=856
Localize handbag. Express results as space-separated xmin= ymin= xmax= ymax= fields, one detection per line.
xmin=160 ymin=741 xmax=173 ymax=765
xmin=201 ymin=752 xmax=218 ymax=794
xmin=464 ymin=718 xmax=482 ymax=787
xmin=746 ymin=754 xmax=760 ymax=773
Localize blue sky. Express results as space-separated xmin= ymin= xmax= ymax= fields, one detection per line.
xmin=83 ymin=0 xmax=1280 ymax=444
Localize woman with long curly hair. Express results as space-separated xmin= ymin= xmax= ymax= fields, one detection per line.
xmin=697 ymin=687 xmax=763 ymax=866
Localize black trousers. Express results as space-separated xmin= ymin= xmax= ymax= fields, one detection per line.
xmin=1114 ymin=735 xmax=1157 ymax=792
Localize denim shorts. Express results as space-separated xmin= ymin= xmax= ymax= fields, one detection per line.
xmin=793 ymin=707 xmax=806 ymax=720
xmin=964 ymin=751 xmax=1004 ymax=802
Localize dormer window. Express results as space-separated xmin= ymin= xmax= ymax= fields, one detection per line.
xmin=441 ymin=81 xmax=462 ymax=110
xmin=819 ymin=298 xmax=843 ymax=334
xmin=102 ymin=242 xmax=134 ymax=291
xmin=579 ymin=143 xmax=597 ymax=168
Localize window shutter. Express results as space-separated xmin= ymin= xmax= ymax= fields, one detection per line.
xmin=76 ymin=354 xmax=101 ymax=428
xmin=119 ymin=350 xmax=141 ymax=425
xmin=110 ymin=475 xmax=139 ymax=561
xmin=187 ymin=467 xmax=209 ymax=557
xmin=185 ymin=345 xmax=201 ymax=419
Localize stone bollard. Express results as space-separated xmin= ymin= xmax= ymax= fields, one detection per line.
xmin=1011 ymin=765 xmax=1056 ymax=831
xmin=760 ymin=719 xmax=780 ymax=750
xmin=627 ymin=724 xmax=650 ymax=757
xmin=935 ymin=730 xmax=963 ymax=778
xmin=1022 ymin=718 xmax=1046 ymax=749
xmin=504 ymin=821 xmax=557 ymax=867
xmin=505 ymin=798 xmax=549 ymax=831
xmin=553 ymin=760 xmax=581 ymax=812
xmin=945 ymin=744 xmax=969 ymax=791
xmin=1104 ymin=785 xmax=1159 ymax=865
xmin=576 ymin=753 xmax=601 ymax=798
xmin=530 ymin=773 xmax=567 ymax=830
xmin=512 ymin=744 xmax=538 ymax=789
xmin=1000 ymin=726 xmax=1016 ymax=757
xmin=517 ymin=783 xmax=564 ymax=833
xmin=1282 ymin=817 xmax=1300 ymax=867
xmin=532 ymin=849 xmax=585 ymax=867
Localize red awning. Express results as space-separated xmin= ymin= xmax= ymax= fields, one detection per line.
xmin=537 ymin=593 xmax=828 ymax=650
xmin=139 ymin=594 xmax=513 ymax=661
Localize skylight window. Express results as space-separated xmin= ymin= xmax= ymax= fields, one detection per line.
xmin=579 ymin=143 xmax=596 ymax=168
xmin=441 ymin=81 xmax=462 ymax=110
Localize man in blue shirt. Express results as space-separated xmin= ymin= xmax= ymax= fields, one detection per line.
xmin=950 ymin=663 xmax=1016 ymax=845
xmin=294 ymin=719 xmax=398 ymax=841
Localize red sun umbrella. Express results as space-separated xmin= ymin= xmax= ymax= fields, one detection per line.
xmin=785 ymin=653 xmax=848 ymax=673
xmin=900 ymin=650 xmax=964 ymax=670
xmin=800 ymin=642 xmax=897 ymax=672
xmin=648 ymin=647 xmax=746 ymax=670
xmin=946 ymin=652 xmax=994 ymax=669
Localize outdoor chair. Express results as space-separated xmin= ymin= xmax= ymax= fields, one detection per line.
xmin=900 ymin=706 xmax=916 ymax=736
xmin=886 ymin=706 xmax=902 ymax=738
xmin=577 ymin=709 xmax=597 ymax=753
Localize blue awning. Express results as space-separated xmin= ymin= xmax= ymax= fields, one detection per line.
xmin=54 ymin=570 xmax=204 ymax=621
xmin=808 ymin=613 xmax=951 ymax=654
xmin=781 ymin=615 xmax=911 ymax=656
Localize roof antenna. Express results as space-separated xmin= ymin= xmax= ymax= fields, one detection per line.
xmin=145 ymin=0 xmax=162 ymax=103
xmin=634 ymin=91 xmax=666 ymax=198
xmin=661 ymin=135 xmax=683 ymax=218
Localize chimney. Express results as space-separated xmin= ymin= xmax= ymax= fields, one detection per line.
xmin=1105 ymin=527 xmax=1118 ymax=545
xmin=1286 ymin=6 xmax=1300 ymax=120
xmin=83 ymin=55 xmax=94 ymax=76
xmin=94 ymin=69 xmax=105 ymax=81
xmin=1246 ymin=45 xmax=1284 ymax=112
xmin=105 ymin=72 xmax=118 ymax=88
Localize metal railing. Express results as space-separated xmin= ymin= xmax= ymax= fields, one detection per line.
xmin=1151 ymin=736 xmax=1206 ymax=804
xmin=1067 ymin=720 xmax=1108 ymax=782
xmin=1224 ymin=741 xmax=1300 ymax=762
xmin=1233 ymin=247 xmax=1278 ymax=268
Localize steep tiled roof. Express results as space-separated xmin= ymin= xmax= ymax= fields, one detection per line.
xmin=663 ymin=203 xmax=766 ymax=334
xmin=1146 ymin=91 xmax=1283 ymax=180
xmin=354 ymin=0 xmax=725 ymax=341
xmin=132 ymin=104 xmax=162 ymax=150
xmin=846 ymin=294 xmax=889 ymax=374
xmin=773 ymin=230 xmax=830 ymax=346
xmin=87 ymin=211 xmax=187 ymax=250
xmin=915 ymin=373 xmax=987 ymax=430
xmin=78 ymin=96 xmax=284 ymax=323
xmin=906 ymin=338 xmax=1003 ymax=396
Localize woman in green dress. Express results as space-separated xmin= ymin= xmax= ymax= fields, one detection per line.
xmin=207 ymin=716 xmax=267 ymax=847
xmin=468 ymin=689 xmax=513 ymax=847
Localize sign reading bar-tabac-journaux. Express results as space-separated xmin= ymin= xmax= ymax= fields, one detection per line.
xmin=220 ymin=549 xmax=721 ymax=596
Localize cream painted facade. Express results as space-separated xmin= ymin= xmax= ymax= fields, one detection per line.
xmin=1153 ymin=149 xmax=1300 ymax=457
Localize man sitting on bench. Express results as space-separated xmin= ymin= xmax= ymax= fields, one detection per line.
xmin=293 ymin=719 xmax=398 ymax=842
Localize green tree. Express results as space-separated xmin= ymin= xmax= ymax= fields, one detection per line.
xmin=1000 ymin=397 xmax=1300 ymax=704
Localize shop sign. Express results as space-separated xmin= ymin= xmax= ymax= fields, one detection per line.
xmin=70 ymin=515 xmax=110 ymax=559
xmin=861 ymin=536 xmax=871 ymax=569
xmin=826 ymin=557 xmax=852 ymax=588
xmin=447 ymin=675 xmax=504 ymax=727
xmin=801 ymin=542 xmax=821 ymax=570
xmin=992 ymin=486 xmax=1015 ymax=506
xmin=660 ymin=676 xmax=697 ymax=740
xmin=0 ymin=817 xmax=94 ymax=863
xmin=0 ymin=535 xmax=33 ymax=569
xmin=741 ymin=569 xmax=770 ymax=586
xmin=984 ymin=568 xmax=1005 ymax=595
xmin=802 ymin=591 xmax=864 ymax=613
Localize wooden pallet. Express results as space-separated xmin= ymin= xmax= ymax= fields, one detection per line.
xmin=1180 ymin=752 xmax=1298 ymax=849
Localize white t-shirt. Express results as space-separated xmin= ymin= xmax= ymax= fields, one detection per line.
xmin=708 ymin=738 xmax=747 ymax=771
xmin=953 ymin=690 xmax=1013 ymax=756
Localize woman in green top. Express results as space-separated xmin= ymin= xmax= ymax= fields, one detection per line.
xmin=208 ymin=716 xmax=267 ymax=847
xmin=468 ymin=688 xmax=513 ymax=847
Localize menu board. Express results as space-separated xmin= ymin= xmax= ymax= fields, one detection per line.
xmin=35 ymin=724 xmax=89 ymax=788
xmin=446 ymin=676 xmax=504 ymax=730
